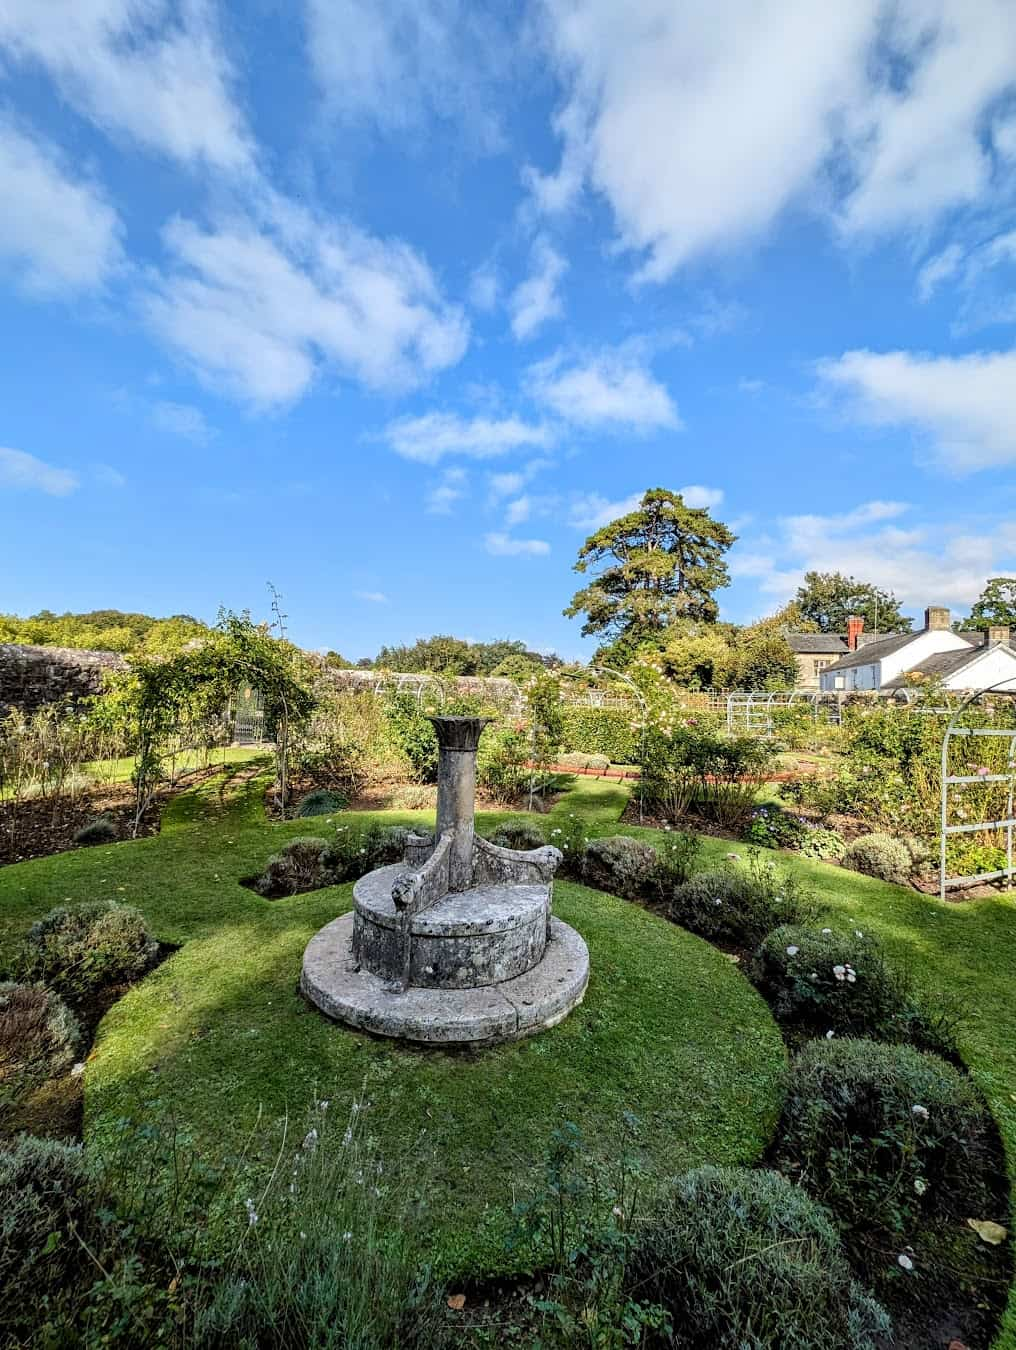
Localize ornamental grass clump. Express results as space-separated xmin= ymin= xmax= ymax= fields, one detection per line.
xmin=752 ymin=926 xmax=955 ymax=1054
xmin=487 ymin=819 xmax=546 ymax=851
xmin=667 ymin=852 xmax=816 ymax=947
xmin=10 ymin=901 xmax=158 ymax=1003
xmin=72 ymin=814 xmax=118 ymax=847
xmin=777 ymin=1038 xmax=991 ymax=1240
xmin=842 ymin=832 xmax=913 ymax=886
xmin=0 ymin=982 xmax=81 ymax=1101
xmin=627 ymin=1165 xmax=890 ymax=1349
xmin=581 ymin=835 xmax=657 ymax=899
xmin=295 ymin=788 xmax=347 ymax=818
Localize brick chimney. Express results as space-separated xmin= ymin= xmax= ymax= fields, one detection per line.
xmin=846 ymin=615 xmax=864 ymax=651
xmin=988 ymin=625 xmax=1011 ymax=644
xmin=925 ymin=606 xmax=950 ymax=632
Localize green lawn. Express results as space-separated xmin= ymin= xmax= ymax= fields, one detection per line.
xmin=1 ymin=772 xmax=1015 ymax=1342
xmin=0 ymin=771 xmax=784 ymax=1280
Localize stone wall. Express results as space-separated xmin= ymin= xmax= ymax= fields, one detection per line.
xmin=0 ymin=643 xmax=128 ymax=717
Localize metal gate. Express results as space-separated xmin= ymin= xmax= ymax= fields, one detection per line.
xmin=939 ymin=684 xmax=1016 ymax=898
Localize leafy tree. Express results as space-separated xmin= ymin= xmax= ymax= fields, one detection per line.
xmin=794 ymin=572 xmax=911 ymax=634
xmin=0 ymin=608 xmax=208 ymax=654
xmin=657 ymin=623 xmax=736 ymax=689
xmin=967 ymin=578 xmax=1016 ymax=631
xmin=373 ymin=634 xmax=551 ymax=677
xmin=732 ymin=630 xmax=799 ymax=690
xmin=564 ymin=489 xmax=737 ymax=652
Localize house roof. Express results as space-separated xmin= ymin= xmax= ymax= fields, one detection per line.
xmin=881 ymin=642 xmax=1016 ymax=690
xmin=820 ymin=627 xmax=981 ymax=675
xmin=785 ymin=632 xmax=848 ymax=655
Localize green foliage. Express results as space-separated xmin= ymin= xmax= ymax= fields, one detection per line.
xmin=560 ymin=706 xmax=641 ymax=764
xmin=656 ymin=622 xmax=735 ymax=689
xmin=967 ymin=576 xmax=1016 ymax=631
xmin=375 ymin=634 xmax=553 ymax=677
xmin=547 ymin=813 xmax=590 ymax=876
xmin=843 ymin=832 xmax=914 ymax=885
xmin=752 ymin=925 xmax=955 ymax=1053
xmin=0 ymin=1135 xmax=98 ymax=1337
xmin=777 ymin=1038 xmax=990 ymax=1240
xmin=667 ymin=852 xmax=816 ymax=947
xmin=0 ymin=981 xmax=81 ymax=1100
xmin=799 ymin=826 xmax=847 ymax=861
xmin=487 ymin=819 xmax=546 ymax=850
xmin=642 ymin=722 xmax=775 ymax=829
xmin=383 ymin=693 xmax=439 ymax=782
xmin=0 ymin=607 xmax=209 ymax=655
xmin=476 ymin=725 xmax=530 ymax=804
xmin=731 ymin=627 xmax=799 ymax=691
xmin=564 ymin=488 xmax=737 ymax=645
xmin=10 ymin=901 xmax=158 ymax=1003
xmin=742 ymin=802 xmax=809 ymax=849
xmin=651 ymin=830 xmax=704 ymax=895
xmin=628 ymin=1164 xmax=890 ymax=1349
xmin=795 ymin=571 xmax=912 ymax=634
xmin=295 ymin=788 xmax=347 ymax=817
xmin=73 ymin=814 xmax=119 ymax=846
xmin=510 ymin=1117 xmax=670 ymax=1349
xmin=581 ymin=835 xmax=658 ymax=899
xmin=320 ymin=823 xmax=411 ymax=884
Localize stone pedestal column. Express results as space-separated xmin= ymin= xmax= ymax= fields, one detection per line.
xmin=430 ymin=716 xmax=491 ymax=891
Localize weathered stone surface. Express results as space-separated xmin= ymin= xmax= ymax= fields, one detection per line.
xmin=353 ymin=864 xmax=550 ymax=988
xmin=302 ymin=913 xmax=589 ymax=1044
xmin=0 ymin=643 xmax=126 ymax=717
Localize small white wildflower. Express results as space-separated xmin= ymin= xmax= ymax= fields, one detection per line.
xmin=611 ymin=1205 xmax=623 ymax=1219
xmin=244 ymin=1199 xmax=258 ymax=1226
xmin=303 ymin=1128 xmax=319 ymax=1150
xmin=821 ymin=928 xmax=832 ymax=935
xmin=855 ymin=930 xmax=864 ymax=939
xmin=825 ymin=1030 xmax=836 ymax=1039
xmin=786 ymin=945 xmax=799 ymax=957
xmin=912 ymin=1104 xmax=929 ymax=1121
xmin=898 ymin=1252 xmax=914 ymax=1271
xmin=832 ymin=964 xmax=847 ymax=982
xmin=300 ymin=1231 xmax=307 ymax=1239
xmin=846 ymin=972 xmax=857 ymax=984
xmin=343 ymin=1126 xmax=353 ymax=1146
xmin=914 ymin=1178 xmax=928 ymax=1196
xmin=343 ymin=1231 xmax=353 ymax=1242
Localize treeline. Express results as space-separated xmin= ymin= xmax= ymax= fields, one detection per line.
xmin=0 ymin=609 xmax=209 ymax=657
xmin=328 ymin=635 xmax=561 ymax=680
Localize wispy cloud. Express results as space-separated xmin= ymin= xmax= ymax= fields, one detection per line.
xmin=355 ymin=589 xmax=389 ymax=604
xmin=509 ymin=235 xmax=567 ymax=340
xmin=385 ymin=412 xmax=552 ymax=464
xmin=528 ymin=346 xmax=679 ymax=431
xmin=484 ymin=532 xmax=550 ymax=557
xmin=150 ymin=400 xmax=214 ymax=444
xmin=0 ymin=447 xmax=78 ymax=496
xmin=426 ymin=467 xmax=468 ymax=514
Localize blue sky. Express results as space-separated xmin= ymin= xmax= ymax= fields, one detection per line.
xmin=2 ymin=1 xmax=1016 ymax=661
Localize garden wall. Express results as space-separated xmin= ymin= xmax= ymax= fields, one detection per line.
xmin=0 ymin=643 xmax=127 ymax=717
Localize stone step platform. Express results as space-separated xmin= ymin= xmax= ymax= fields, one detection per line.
xmin=352 ymin=864 xmax=551 ymax=990
xmin=302 ymin=912 xmax=589 ymax=1045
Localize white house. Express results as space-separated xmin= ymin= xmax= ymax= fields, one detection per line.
xmin=819 ymin=607 xmax=1016 ymax=694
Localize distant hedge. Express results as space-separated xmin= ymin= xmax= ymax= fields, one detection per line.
xmin=559 ymin=707 xmax=640 ymax=764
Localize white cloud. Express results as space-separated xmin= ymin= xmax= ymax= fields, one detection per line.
xmin=817 ymin=347 xmax=1016 ymax=473
xmin=0 ymin=447 xmax=78 ymax=496
xmin=570 ymin=483 xmax=723 ymax=529
xmin=508 ymin=235 xmax=567 ymax=340
xmin=505 ymin=496 xmax=531 ymax=526
xmin=488 ymin=458 xmax=553 ymax=500
xmin=385 ymin=412 xmax=552 ymax=465
xmin=733 ymin=499 xmax=1016 ymax=613
xmin=0 ymin=0 xmax=252 ymax=169
xmin=533 ymin=0 xmax=1016 ymax=280
xmin=304 ymin=0 xmax=507 ymax=150
xmin=528 ymin=347 xmax=679 ymax=430
xmin=150 ymin=400 xmax=214 ymax=444
xmin=93 ymin=463 xmax=127 ymax=488
xmin=996 ymin=111 xmax=1016 ymax=160
xmin=426 ymin=467 xmax=467 ymax=515
xmin=916 ymin=245 xmax=964 ymax=302
xmin=484 ymin=532 xmax=550 ymax=557
xmin=469 ymin=262 xmax=499 ymax=312
xmin=738 ymin=377 xmax=765 ymax=395
xmin=0 ymin=118 xmax=122 ymax=294
xmin=144 ymin=213 xmax=469 ymax=405
xmin=355 ymin=590 xmax=389 ymax=604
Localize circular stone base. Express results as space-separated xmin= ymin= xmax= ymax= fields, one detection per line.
xmin=301 ymin=912 xmax=589 ymax=1045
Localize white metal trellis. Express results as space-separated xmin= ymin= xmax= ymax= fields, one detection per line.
xmin=939 ymin=680 xmax=1016 ymax=900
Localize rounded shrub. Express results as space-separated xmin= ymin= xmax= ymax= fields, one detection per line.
xmin=487 ymin=819 xmax=546 ymax=851
xmin=581 ymin=835 xmax=657 ymax=899
xmin=668 ymin=854 xmax=815 ymax=947
xmin=254 ymin=836 xmax=328 ymax=897
xmin=72 ymin=815 xmax=118 ymax=847
xmin=777 ymin=1038 xmax=990 ymax=1236
xmin=628 ymin=1165 xmax=889 ymax=1349
xmin=751 ymin=925 xmax=952 ymax=1051
xmin=0 ymin=983 xmax=81 ymax=1099
xmin=295 ymin=789 xmax=347 ymax=818
xmin=12 ymin=902 xmax=158 ymax=1003
xmin=0 ymin=1135 xmax=98 ymax=1335
xmin=842 ymin=832 xmax=913 ymax=885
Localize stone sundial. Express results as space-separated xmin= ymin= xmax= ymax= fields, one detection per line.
xmin=301 ymin=716 xmax=589 ymax=1044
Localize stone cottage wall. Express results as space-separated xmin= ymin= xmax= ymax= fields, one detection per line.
xmin=0 ymin=643 xmax=128 ymax=717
